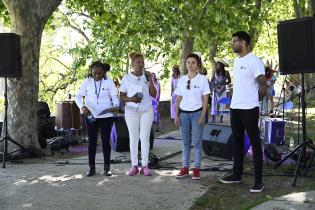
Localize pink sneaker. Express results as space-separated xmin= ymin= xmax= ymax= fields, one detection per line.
xmin=128 ymin=166 xmax=139 ymax=176
xmin=140 ymin=166 xmax=152 ymax=176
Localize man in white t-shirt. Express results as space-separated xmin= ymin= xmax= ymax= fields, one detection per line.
xmin=219 ymin=31 xmax=267 ymax=193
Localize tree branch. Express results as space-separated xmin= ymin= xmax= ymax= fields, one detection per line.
xmin=293 ymin=0 xmax=301 ymax=17
xmin=68 ymin=23 xmax=90 ymax=42
xmin=60 ymin=10 xmax=90 ymax=42
xmin=66 ymin=11 xmax=93 ymax=20
xmin=49 ymin=57 xmax=72 ymax=71
xmin=198 ymin=0 xmax=216 ymax=21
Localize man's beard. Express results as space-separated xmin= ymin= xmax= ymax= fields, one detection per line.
xmin=233 ymin=47 xmax=240 ymax=53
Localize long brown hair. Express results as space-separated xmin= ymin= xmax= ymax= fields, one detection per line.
xmin=215 ymin=62 xmax=227 ymax=77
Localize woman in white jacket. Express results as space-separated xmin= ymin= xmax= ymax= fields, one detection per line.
xmin=75 ymin=61 xmax=119 ymax=177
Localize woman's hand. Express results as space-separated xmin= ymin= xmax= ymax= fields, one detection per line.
xmin=174 ymin=116 xmax=180 ymax=127
xmin=81 ymin=106 xmax=91 ymax=116
xmin=130 ymin=94 xmax=142 ymax=103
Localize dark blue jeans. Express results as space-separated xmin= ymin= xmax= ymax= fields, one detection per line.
xmin=86 ymin=117 xmax=114 ymax=168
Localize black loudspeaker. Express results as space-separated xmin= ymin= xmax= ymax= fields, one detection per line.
xmin=111 ymin=116 xmax=154 ymax=152
xmin=0 ymin=121 xmax=2 ymax=136
xmin=0 ymin=33 xmax=22 ymax=77
xmin=111 ymin=117 xmax=130 ymax=152
xmin=202 ymin=124 xmax=250 ymax=160
xmin=277 ymin=17 xmax=315 ymax=74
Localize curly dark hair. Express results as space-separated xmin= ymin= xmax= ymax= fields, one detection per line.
xmin=88 ymin=61 xmax=110 ymax=79
xmin=232 ymin=31 xmax=251 ymax=46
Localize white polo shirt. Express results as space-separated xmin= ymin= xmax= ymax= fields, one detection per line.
xmin=75 ymin=77 xmax=120 ymax=118
xmin=174 ymin=73 xmax=210 ymax=111
xmin=119 ymin=73 xmax=153 ymax=114
xmin=230 ymin=53 xmax=265 ymax=109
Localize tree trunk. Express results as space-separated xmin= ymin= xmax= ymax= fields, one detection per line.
xmin=311 ymin=0 xmax=315 ymax=15
xmin=179 ymin=36 xmax=194 ymax=75
xmin=2 ymin=0 xmax=62 ymax=152
xmin=292 ymin=0 xmax=315 ymax=99
xmin=125 ymin=53 xmax=129 ymax=74
xmin=293 ymin=0 xmax=308 ymax=17
xmin=248 ymin=0 xmax=262 ymax=51
xmin=208 ymin=42 xmax=218 ymax=70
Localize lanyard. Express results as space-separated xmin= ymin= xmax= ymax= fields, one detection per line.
xmin=94 ymin=79 xmax=102 ymax=104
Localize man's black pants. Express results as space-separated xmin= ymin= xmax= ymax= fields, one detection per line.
xmin=230 ymin=107 xmax=262 ymax=182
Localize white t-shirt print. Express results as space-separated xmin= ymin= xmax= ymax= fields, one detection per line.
xmin=174 ymin=73 xmax=210 ymax=111
xmin=230 ymin=53 xmax=265 ymax=109
xmin=119 ymin=72 xmax=153 ymax=114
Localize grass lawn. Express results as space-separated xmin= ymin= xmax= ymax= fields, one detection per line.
xmin=191 ymin=158 xmax=315 ymax=210
xmin=191 ymin=101 xmax=315 ymax=210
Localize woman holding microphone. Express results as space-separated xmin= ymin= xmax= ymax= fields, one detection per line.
xmin=119 ymin=52 xmax=156 ymax=176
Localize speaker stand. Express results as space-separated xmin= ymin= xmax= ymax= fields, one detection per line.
xmin=274 ymin=73 xmax=315 ymax=186
xmin=0 ymin=77 xmax=25 ymax=168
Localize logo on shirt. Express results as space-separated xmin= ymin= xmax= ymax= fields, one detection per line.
xmin=240 ymin=66 xmax=247 ymax=70
xmin=194 ymin=85 xmax=200 ymax=88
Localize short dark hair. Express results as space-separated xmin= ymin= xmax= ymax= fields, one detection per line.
xmin=186 ymin=53 xmax=202 ymax=67
xmin=89 ymin=61 xmax=110 ymax=72
xmin=232 ymin=31 xmax=251 ymax=46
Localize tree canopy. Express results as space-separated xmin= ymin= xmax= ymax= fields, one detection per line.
xmin=1 ymin=0 xmax=313 ymax=113
xmin=1 ymin=0 xmax=306 ymax=106
xmin=2 ymin=0 xmax=315 ymax=149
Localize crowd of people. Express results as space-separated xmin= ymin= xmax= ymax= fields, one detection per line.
xmin=75 ymin=31 xmax=278 ymax=193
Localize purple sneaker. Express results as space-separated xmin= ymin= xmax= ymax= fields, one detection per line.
xmin=128 ymin=166 xmax=139 ymax=176
xmin=140 ymin=166 xmax=152 ymax=176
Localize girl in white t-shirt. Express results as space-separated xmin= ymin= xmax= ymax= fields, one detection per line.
xmin=119 ymin=52 xmax=157 ymax=176
xmin=174 ymin=53 xmax=210 ymax=180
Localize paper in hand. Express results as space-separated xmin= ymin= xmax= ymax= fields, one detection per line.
xmin=98 ymin=106 xmax=120 ymax=116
